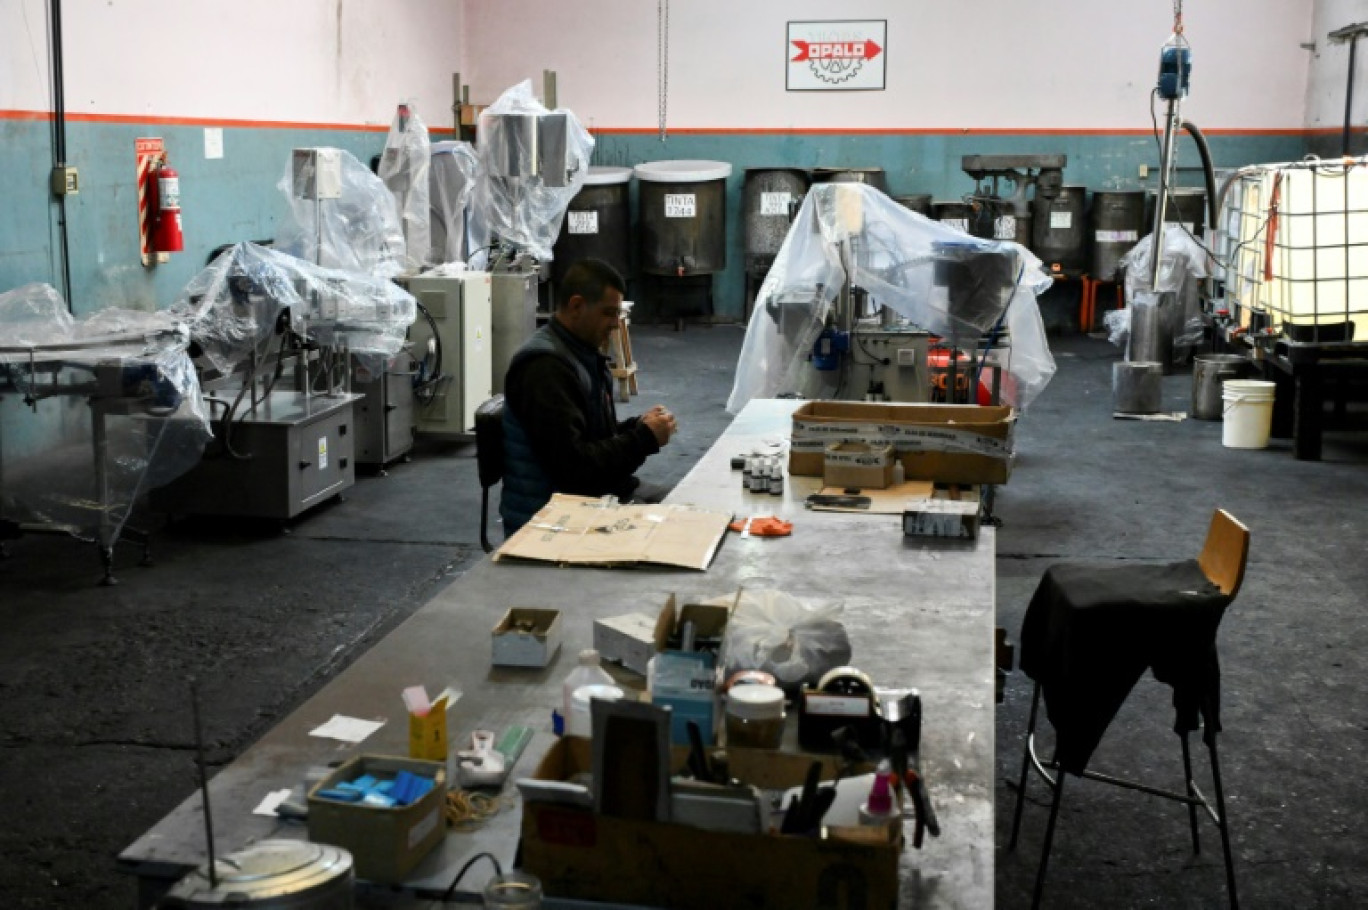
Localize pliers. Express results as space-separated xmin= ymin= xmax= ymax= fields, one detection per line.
xmin=889 ymin=695 xmax=940 ymax=848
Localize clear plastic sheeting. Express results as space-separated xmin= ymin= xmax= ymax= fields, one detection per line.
xmin=0 ymin=282 xmax=211 ymax=552
xmin=429 ymin=140 xmax=480 ymax=266
xmin=727 ymin=183 xmax=1056 ymax=412
xmin=711 ymin=589 xmax=853 ymax=694
xmin=275 ymin=147 xmax=407 ymax=278
xmin=378 ymin=103 xmax=432 ymax=273
xmin=470 ymin=79 xmax=594 ymax=262
xmin=1120 ymin=224 xmax=1210 ymax=348
xmin=172 ymin=242 xmax=416 ymax=377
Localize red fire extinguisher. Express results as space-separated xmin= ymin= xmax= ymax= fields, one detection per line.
xmin=151 ymin=157 xmax=184 ymax=253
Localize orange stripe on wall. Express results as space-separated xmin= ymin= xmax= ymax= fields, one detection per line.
xmin=0 ymin=109 xmax=1322 ymax=137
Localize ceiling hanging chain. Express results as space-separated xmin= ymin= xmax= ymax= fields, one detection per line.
xmin=657 ymin=0 xmax=669 ymax=142
xmin=1173 ymin=0 xmax=1184 ymax=35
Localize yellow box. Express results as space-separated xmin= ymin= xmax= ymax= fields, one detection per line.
xmin=408 ymin=691 xmax=449 ymax=762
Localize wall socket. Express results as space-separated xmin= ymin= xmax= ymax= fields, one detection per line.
xmin=1138 ymin=164 xmax=1150 ymax=179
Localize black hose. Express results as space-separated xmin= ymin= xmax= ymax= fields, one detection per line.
xmin=1180 ymin=120 xmax=1219 ymax=237
xmin=48 ymin=0 xmax=73 ymax=310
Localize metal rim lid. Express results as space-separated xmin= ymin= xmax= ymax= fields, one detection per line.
xmin=634 ymin=159 xmax=733 ymax=183
xmin=584 ymin=166 xmax=632 ymax=186
xmin=166 ymin=839 xmax=353 ymax=900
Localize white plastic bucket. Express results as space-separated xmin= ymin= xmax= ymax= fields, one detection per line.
xmin=1221 ymin=380 xmax=1277 ymax=449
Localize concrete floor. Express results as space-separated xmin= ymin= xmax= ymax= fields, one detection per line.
xmin=1 ymin=323 xmax=1365 ymax=909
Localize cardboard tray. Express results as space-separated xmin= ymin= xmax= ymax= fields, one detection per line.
xmin=790 ymin=400 xmax=1015 ymax=485
xmin=494 ymin=495 xmax=732 ymax=570
xmin=520 ymin=737 xmax=900 ymax=909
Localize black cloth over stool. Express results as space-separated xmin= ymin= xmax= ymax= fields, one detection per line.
xmin=1020 ymin=559 xmax=1232 ymax=774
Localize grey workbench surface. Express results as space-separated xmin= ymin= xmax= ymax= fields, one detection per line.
xmin=119 ymin=399 xmax=994 ymax=909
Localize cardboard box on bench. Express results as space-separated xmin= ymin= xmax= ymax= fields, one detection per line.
xmin=790 ymin=400 xmax=1015 ymax=486
xmin=519 ymin=736 xmax=900 ymax=909
xmin=306 ymin=754 xmax=446 ymax=884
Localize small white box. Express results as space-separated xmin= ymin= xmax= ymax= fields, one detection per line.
xmin=492 ymin=608 xmax=562 ymax=668
xmin=593 ymin=612 xmax=658 ymax=676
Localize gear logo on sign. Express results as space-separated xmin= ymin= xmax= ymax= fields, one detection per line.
xmin=791 ymin=38 xmax=883 ymax=85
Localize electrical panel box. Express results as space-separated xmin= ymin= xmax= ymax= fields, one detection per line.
xmin=850 ymin=329 xmax=931 ymax=402
xmin=353 ymin=351 xmax=416 ymax=467
xmin=408 ymin=272 xmax=493 ymax=437
xmin=490 ymin=270 xmax=540 ymax=395
xmin=149 ymin=392 xmax=358 ymax=520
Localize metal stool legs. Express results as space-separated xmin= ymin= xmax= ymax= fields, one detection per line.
xmin=1008 ymin=681 xmax=1239 ymax=909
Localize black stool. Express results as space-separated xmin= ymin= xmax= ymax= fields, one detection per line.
xmin=1008 ymin=509 xmax=1250 ymax=909
xmin=474 ymin=395 xmax=505 ymax=553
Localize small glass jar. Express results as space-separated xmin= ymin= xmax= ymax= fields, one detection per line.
xmin=484 ymin=870 xmax=542 ymax=908
xmin=724 ymin=683 xmax=786 ymax=749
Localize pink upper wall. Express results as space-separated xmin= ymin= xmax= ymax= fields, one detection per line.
xmin=463 ymin=0 xmax=1314 ymax=132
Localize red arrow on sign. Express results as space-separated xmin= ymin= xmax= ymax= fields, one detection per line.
xmin=791 ymin=39 xmax=883 ymax=63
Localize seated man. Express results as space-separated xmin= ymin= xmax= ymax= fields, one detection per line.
xmin=500 ymin=258 xmax=677 ymax=536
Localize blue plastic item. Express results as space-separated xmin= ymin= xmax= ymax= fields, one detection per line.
xmin=1157 ymin=43 xmax=1191 ymax=100
xmin=812 ymin=326 xmax=849 ymax=371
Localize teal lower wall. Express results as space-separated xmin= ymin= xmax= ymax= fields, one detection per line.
xmin=0 ymin=118 xmax=387 ymax=317
xmin=591 ymin=131 xmax=1307 ymax=322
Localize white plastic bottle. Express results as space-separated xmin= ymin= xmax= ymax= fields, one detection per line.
xmin=562 ymin=649 xmax=615 ymax=737
xmin=891 ymin=460 xmax=905 ymax=486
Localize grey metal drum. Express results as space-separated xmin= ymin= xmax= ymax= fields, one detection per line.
xmin=635 ymin=160 xmax=731 ymax=276
xmin=159 ymin=840 xmax=354 ymax=909
xmin=1032 ymin=185 xmax=1088 ymax=271
xmin=1114 ymin=361 xmax=1164 ymax=415
xmin=1091 ymin=190 xmax=1146 ymax=281
xmin=811 ymin=167 xmax=888 ymax=194
xmin=1147 ymin=187 xmax=1208 ymax=237
xmin=552 ymin=165 xmax=631 ymax=284
xmin=1191 ymin=353 xmax=1251 ymax=420
xmin=894 ymin=194 xmax=933 ymax=216
xmin=744 ymin=167 xmax=810 ymax=277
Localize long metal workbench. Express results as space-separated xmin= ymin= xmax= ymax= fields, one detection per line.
xmin=119 ymin=398 xmax=995 ymax=908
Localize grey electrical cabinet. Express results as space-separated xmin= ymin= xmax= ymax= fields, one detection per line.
xmin=353 ymin=351 xmax=416 ymax=468
xmin=408 ymin=272 xmax=493 ymax=438
xmin=490 ymin=269 xmax=539 ymax=395
xmin=150 ymin=391 xmax=359 ymax=520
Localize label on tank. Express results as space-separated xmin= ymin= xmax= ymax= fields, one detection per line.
xmin=1050 ymin=211 xmax=1073 ymax=229
xmin=665 ymin=194 xmax=696 ymax=218
xmin=568 ymin=211 xmax=599 ymax=234
xmin=760 ymin=192 xmax=793 ymax=216
xmin=994 ymin=215 xmax=1016 ymax=239
xmin=944 ymin=218 xmax=969 ymax=232
xmin=1096 ymin=229 xmax=1139 ymax=243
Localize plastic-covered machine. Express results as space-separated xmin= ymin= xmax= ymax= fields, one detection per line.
xmin=0 ymin=283 xmax=211 ymax=580
xmin=469 ymin=79 xmax=594 ymax=266
xmin=377 ymin=103 xmax=432 ymax=274
xmin=727 ymin=183 xmax=1055 ymax=413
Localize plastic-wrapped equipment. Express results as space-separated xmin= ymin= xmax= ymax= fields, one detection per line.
xmin=429 ymin=140 xmax=480 ymax=266
xmin=0 ymin=283 xmax=211 ymax=551
xmin=172 ymin=242 xmax=416 ymax=377
xmin=711 ymin=589 xmax=853 ymax=694
xmin=377 ymin=103 xmax=432 ymax=273
xmin=1118 ymin=223 xmax=1210 ymax=350
xmin=727 ymin=182 xmax=1056 ymax=412
xmin=470 ymin=80 xmax=594 ymax=262
xmin=275 ymin=147 xmax=407 ymax=278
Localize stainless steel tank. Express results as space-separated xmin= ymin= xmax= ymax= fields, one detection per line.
xmin=1032 ymin=185 xmax=1088 ymax=270
xmin=744 ymin=167 xmax=810 ymax=277
xmin=1113 ymin=361 xmax=1164 ymax=414
xmin=1191 ymin=353 xmax=1250 ymax=420
xmin=634 ymin=160 xmax=731 ymax=276
xmin=1090 ymin=190 xmax=1146 ymax=280
xmin=159 ymin=840 xmax=354 ymax=909
xmin=552 ymin=166 xmax=632 ymax=283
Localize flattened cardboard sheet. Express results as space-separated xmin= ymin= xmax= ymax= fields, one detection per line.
xmin=494 ymin=494 xmax=732 ymax=570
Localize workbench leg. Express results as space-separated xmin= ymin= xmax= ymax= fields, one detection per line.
xmin=99 ymin=544 xmax=118 ymax=586
xmin=1293 ymin=370 xmax=1323 ymax=461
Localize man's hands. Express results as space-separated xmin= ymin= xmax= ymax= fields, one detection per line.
xmin=641 ymin=404 xmax=678 ymax=447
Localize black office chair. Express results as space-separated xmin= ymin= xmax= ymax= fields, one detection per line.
xmin=1008 ymin=508 xmax=1250 ymax=909
xmin=474 ymin=395 xmax=505 ymax=553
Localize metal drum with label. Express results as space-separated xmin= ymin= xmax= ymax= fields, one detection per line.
xmin=635 ymin=160 xmax=731 ymax=276
xmin=1032 ymin=185 xmax=1088 ymax=271
xmin=552 ymin=165 xmax=632 ymax=284
xmin=744 ymin=167 xmax=810 ymax=277
xmin=1090 ymin=190 xmax=1146 ymax=280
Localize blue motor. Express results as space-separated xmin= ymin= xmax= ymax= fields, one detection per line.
xmin=1157 ymin=38 xmax=1191 ymax=101
xmin=811 ymin=324 xmax=849 ymax=371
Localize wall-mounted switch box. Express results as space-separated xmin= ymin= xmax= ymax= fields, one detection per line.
xmin=51 ymin=165 xmax=79 ymax=196
xmin=1138 ymin=164 xmax=1149 ymax=179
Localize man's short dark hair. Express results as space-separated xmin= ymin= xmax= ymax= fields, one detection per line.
xmin=557 ymin=259 xmax=625 ymax=310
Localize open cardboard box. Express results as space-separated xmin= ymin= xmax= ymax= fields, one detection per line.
xmin=519 ymin=736 xmax=900 ymax=909
xmin=650 ymin=594 xmax=733 ymax=745
xmin=791 ymin=400 xmax=1015 ymax=485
